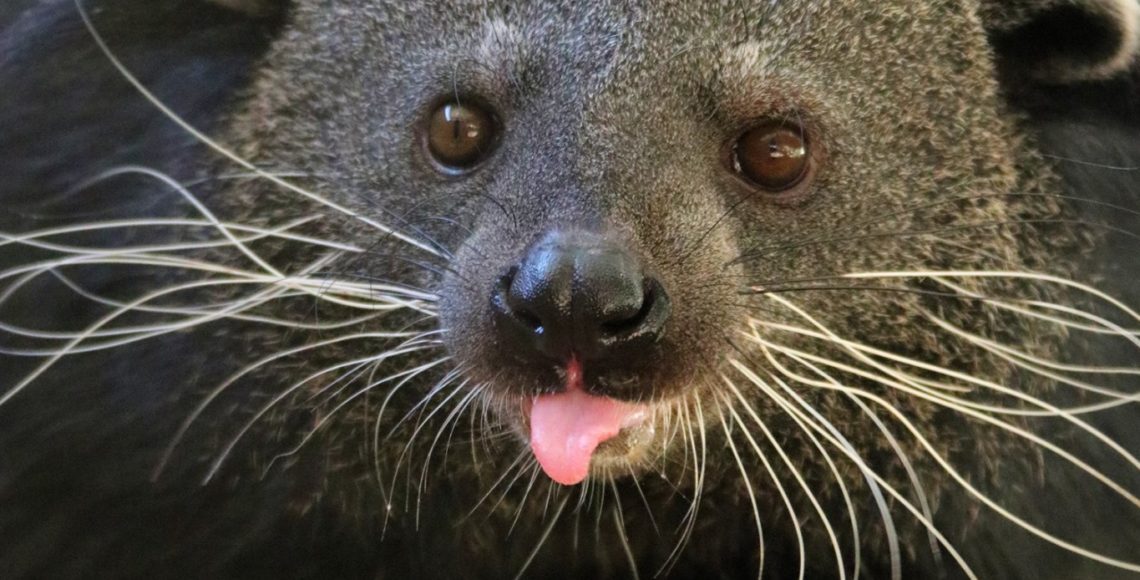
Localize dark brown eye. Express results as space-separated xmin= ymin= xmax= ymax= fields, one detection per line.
xmin=427 ymin=101 xmax=497 ymax=170
xmin=732 ymin=122 xmax=810 ymax=192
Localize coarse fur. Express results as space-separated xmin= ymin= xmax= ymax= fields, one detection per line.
xmin=0 ymin=0 xmax=1138 ymax=578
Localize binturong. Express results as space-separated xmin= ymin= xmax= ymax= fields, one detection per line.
xmin=1 ymin=0 xmax=1139 ymax=578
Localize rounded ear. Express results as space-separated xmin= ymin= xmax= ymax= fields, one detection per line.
xmin=981 ymin=0 xmax=1140 ymax=83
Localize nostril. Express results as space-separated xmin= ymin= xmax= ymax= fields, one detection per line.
xmin=600 ymin=278 xmax=667 ymax=336
xmin=600 ymin=283 xmax=651 ymax=332
xmin=491 ymin=231 xmax=672 ymax=363
xmin=494 ymin=266 xmax=545 ymax=332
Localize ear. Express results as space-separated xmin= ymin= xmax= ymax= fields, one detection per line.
xmin=206 ymin=0 xmax=280 ymax=17
xmin=981 ymin=0 xmax=1140 ymax=83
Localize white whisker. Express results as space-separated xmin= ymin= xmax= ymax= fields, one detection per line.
xmin=155 ymin=329 xmax=426 ymax=480
xmin=720 ymin=382 xmax=808 ymax=580
xmin=266 ymin=354 xmax=450 ymax=471
xmin=763 ymin=370 xmax=863 ymax=580
xmin=753 ymin=335 xmax=1140 ymax=507
xmin=714 ymin=398 xmax=766 ymax=580
xmin=763 ymin=354 xmax=914 ymax=580
xmin=758 ymin=319 xmax=1137 ymax=408
xmin=753 ymin=334 xmax=1140 ymax=572
xmin=512 ymin=495 xmax=569 ymax=580
xmin=612 ymin=504 xmax=641 ymax=580
xmin=722 ymin=370 xmax=847 ymax=580
xmin=73 ymin=0 xmax=445 ymax=258
xmin=205 ymin=345 xmax=438 ymax=483
xmin=753 ymin=295 xmax=1140 ymax=479
xmin=841 ymin=270 xmax=1140 ymax=324
xmin=729 ymin=359 xmax=979 ymax=580
xmin=931 ymin=277 xmax=1140 ymax=338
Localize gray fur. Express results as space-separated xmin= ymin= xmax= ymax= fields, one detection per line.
xmin=1 ymin=0 xmax=1138 ymax=578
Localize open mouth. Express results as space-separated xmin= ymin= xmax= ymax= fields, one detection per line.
xmin=522 ymin=359 xmax=658 ymax=485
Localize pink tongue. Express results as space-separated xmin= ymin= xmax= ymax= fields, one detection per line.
xmin=529 ymin=364 xmax=648 ymax=486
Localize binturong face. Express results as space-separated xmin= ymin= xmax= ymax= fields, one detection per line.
xmin=227 ymin=0 xmax=1065 ymax=476
xmin=184 ymin=0 xmax=1140 ymax=577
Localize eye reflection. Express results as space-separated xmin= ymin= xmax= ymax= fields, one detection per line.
xmin=427 ymin=102 xmax=497 ymax=170
xmin=732 ymin=122 xmax=811 ymax=192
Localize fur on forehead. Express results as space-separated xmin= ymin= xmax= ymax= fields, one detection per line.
xmin=979 ymin=0 xmax=1140 ymax=82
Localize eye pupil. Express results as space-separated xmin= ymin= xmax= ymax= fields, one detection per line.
xmin=428 ymin=102 xmax=496 ymax=169
xmin=733 ymin=123 xmax=810 ymax=191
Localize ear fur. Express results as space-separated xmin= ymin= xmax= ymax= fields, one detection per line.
xmin=981 ymin=0 xmax=1140 ymax=83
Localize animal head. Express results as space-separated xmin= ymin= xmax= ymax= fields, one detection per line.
xmin=3 ymin=0 xmax=1136 ymax=577
xmin=205 ymin=0 xmax=1139 ymax=487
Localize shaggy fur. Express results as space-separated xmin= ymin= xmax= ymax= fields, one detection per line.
xmin=1 ymin=1 xmax=1137 ymax=578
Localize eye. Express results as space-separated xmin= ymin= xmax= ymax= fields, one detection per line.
xmin=426 ymin=101 xmax=498 ymax=170
xmin=730 ymin=121 xmax=811 ymax=192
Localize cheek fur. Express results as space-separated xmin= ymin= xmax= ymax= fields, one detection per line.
xmin=1 ymin=1 xmax=1138 ymax=579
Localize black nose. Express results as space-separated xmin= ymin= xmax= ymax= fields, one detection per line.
xmin=491 ymin=230 xmax=671 ymax=363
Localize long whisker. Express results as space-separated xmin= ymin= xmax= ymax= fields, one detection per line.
xmin=385 ymin=369 xmax=471 ymax=501
xmin=507 ymin=462 xmax=543 ymax=536
xmin=733 ymin=217 xmax=1138 ymax=266
xmin=50 ymin=269 xmax=382 ymax=333
xmin=766 ymin=370 xmax=863 ymax=580
xmin=918 ymin=311 xmax=1139 ymax=405
xmin=721 ymin=371 xmax=847 ymax=580
xmin=204 ymin=345 xmax=440 ymax=483
xmin=728 ymin=360 xmax=979 ymax=580
xmin=463 ymin=449 xmax=531 ymax=521
xmin=714 ymin=398 xmax=767 ymax=580
xmin=721 ymin=386 xmax=807 ymax=580
xmin=655 ymin=397 xmax=706 ymax=577
xmin=0 ymin=214 xmax=352 ymax=255
xmin=3 ymin=271 xmax=308 ymax=407
xmin=778 ymin=348 xmax=1140 ymax=572
xmin=263 ymin=354 xmax=450 ymax=474
xmin=749 ymin=303 xmax=1140 ymax=572
xmin=416 ymin=381 xmax=487 ymax=524
xmin=755 ymin=356 xmax=910 ymax=580
xmin=0 ymin=238 xmax=436 ymax=318
xmin=73 ymin=0 xmax=444 ymax=258
xmin=839 ymin=270 xmax=1140 ymax=323
xmin=512 ymin=495 xmax=569 ymax=580
xmin=754 ymin=294 xmax=1140 ymax=475
xmin=757 ymin=320 xmax=1136 ymax=408
xmin=612 ymin=504 xmax=641 ymax=580
xmin=930 ymin=277 xmax=1140 ymax=339
xmin=154 ymin=328 xmax=427 ymax=480
xmin=789 ymin=355 xmax=937 ymax=576
xmin=750 ymin=332 xmax=1140 ymax=506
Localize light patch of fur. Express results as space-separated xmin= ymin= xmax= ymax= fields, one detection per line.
xmin=1098 ymin=0 xmax=1140 ymax=77
xmin=720 ymin=40 xmax=781 ymax=81
xmin=476 ymin=17 xmax=527 ymax=77
xmin=983 ymin=0 xmax=1140 ymax=81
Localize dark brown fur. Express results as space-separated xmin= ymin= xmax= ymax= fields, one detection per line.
xmin=1 ymin=1 xmax=1138 ymax=578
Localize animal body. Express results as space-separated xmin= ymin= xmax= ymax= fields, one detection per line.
xmin=1 ymin=0 xmax=1138 ymax=578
